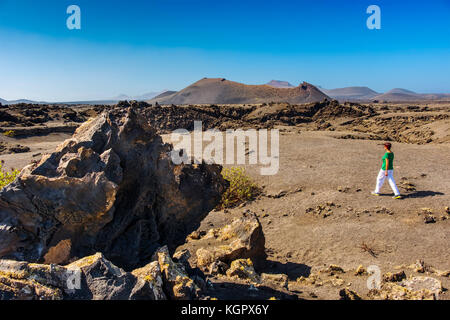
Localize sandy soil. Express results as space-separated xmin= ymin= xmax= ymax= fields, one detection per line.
xmin=167 ymin=129 xmax=450 ymax=300
xmin=0 ymin=133 xmax=72 ymax=171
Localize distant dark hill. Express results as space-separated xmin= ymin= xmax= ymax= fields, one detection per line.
xmin=5 ymin=99 xmax=42 ymax=105
xmin=61 ymin=100 xmax=119 ymax=105
xmin=148 ymin=78 xmax=329 ymax=105
xmin=114 ymin=94 xmax=130 ymax=100
xmin=319 ymin=87 xmax=379 ymax=100
xmin=2 ymin=98 xmax=116 ymax=105
xmin=386 ymin=88 xmax=418 ymax=95
xmin=266 ymin=80 xmax=295 ymax=88
xmin=318 ymin=87 xmax=450 ymax=102
xmin=373 ymin=88 xmax=421 ymax=101
xmin=152 ymin=90 xmax=178 ymax=100
xmin=0 ymin=91 xmax=166 ymax=106
xmin=372 ymin=89 xmax=450 ymax=102
xmin=420 ymin=93 xmax=450 ymax=100
xmin=113 ymin=91 xmax=165 ymax=101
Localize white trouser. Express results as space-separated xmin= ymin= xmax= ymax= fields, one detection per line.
xmin=374 ymin=169 xmax=400 ymax=196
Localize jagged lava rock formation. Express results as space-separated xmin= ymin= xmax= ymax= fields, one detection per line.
xmin=0 ymin=250 xmax=185 ymax=300
xmin=185 ymin=211 xmax=267 ymax=271
xmin=0 ymin=107 xmax=227 ymax=270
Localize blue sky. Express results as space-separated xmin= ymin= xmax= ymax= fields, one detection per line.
xmin=0 ymin=0 xmax=449 ymax=101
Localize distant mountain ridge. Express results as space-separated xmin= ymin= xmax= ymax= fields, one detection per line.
xmin=319 ymin=86 xmax=379 ymax=100
xmin=385 ymin=88 xmax=418 ymax=95
xmin=371 ymin=88 xmax=420 ymax=102
xmin=112 ymin=91 xmax=166 ymax=101
xmin=372 ymin=88 xmax=450 ymax=102
xmin=148 ymin=78 xmax=329 ymax=104
xmin=0 ymin=90 xmax=166 ymax=105
xmin=152 ymin=90 xmax=178 ymax=100
xmin=319 ymin=86 xmax=450 ymax=102
xmin=0 ymin=98 xmax=46 ymax=105
xmin=266 ymin=80 xmax=295 ymax=88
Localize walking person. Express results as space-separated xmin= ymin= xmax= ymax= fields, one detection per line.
xmin=371 ymin=142 xmax=402 ymax=199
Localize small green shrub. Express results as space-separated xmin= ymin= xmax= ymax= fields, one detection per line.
xmin=0 ymin=161 xmax=20 ymax=189
xmin=3 ymin=130 xmax=16 ymax=138
xmin=219 ymin=167 xmax=261 ymax=209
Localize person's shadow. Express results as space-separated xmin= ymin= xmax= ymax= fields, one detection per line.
xmin=404 ymin=190 xmax=444 ymax=199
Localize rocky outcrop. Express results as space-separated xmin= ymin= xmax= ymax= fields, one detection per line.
xmin=369 ymin=276 xmax=442 ymax=300
xmin=261 ymin=273 xmax=289 ymax=289
xmin=153 ymin=246 xmax=200 ymax=300
xmin=0 ymin=252 xmax=172 ymax=300
xmin=130 ymin=261 xmax=166 ymax=300
xmin=383 ymin=271 xmax=406 ymax=282
xmin=226 ymin=259 xmax=260 ymax=284
xmin=339 ymin=288 xmax=362 ymax=300
xmin=65 ymin=253 xmax=138 ymax=300
xmin=401 ymin=276 xmax=442 ymax=298
xmin=0 ymin=107 xmax=227 ymax=270
xmin=190 ymin=211 xmax=267 ymax=271
xmin=143 ymin=101 xmax=330 ymax=133
xmin=0 ymin=259 xmax=66 ymax=300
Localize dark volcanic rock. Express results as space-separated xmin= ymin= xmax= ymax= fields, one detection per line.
xmin=153 ymin=246 xmax=201 ymax=300
xmin=66 ymin=252 xmax=138 ymax=300
xmin=312 ymin=100 xmax=376 ymax=120
xmin=143 ymin=101 xmax=330 ymax=134
xmin=8 ymin=145 xmax=31 ymax=154
xmin=0 ymin=252 xmax=168 ymax=300
xmin=0 ymin=110 xmax=19 ymax=123
xmin=0 ymin=107 xmax=227 ymax=270
xmin=192 ymin=211 xmax=267 ymax=271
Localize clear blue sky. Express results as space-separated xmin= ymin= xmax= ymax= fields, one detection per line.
xmin=1 ymin=0 xmax=449 ymax=101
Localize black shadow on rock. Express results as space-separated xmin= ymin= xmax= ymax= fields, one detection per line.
xmin=260 ymin=260 xmax=312 ymax=281
xmin=205 ymin=281 xmax=299 ymax=300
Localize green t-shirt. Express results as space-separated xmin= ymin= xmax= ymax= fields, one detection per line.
xmin=381 ymin=152 xmax=394 ymax=170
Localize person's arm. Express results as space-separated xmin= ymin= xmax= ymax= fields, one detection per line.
xmin=385 ymin=158 xmax=389 ymax=176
